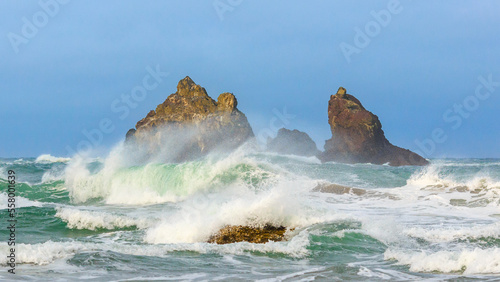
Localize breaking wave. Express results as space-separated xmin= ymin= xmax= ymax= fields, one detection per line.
xmin=64 ymin=147 xmax=280 ymax=205
xmin=55 ymin=207 xmax=150 ymax=230
xmin=385 ymin=248 xmax=500 ymax=274
xmin=35 ymin=154 xmax=71 ymax=163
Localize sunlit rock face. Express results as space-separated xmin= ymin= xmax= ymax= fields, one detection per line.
xmin=126 ymin=76 xmax=254 ymax=162
xmin=319 ymin=87 xmax=428 ymax=166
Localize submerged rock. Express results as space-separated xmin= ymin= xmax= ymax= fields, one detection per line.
xmin=208 ymin=225 xmax=291 ymax=244
xmin=266 ymin=128 xmax=320 ymax=157
xmin=126 ymin=76 xmax=254 ymax=162
xmin=319 ymin=87 xmax=428 ymax=166
xmin=312 ymin=183 xmax=366 ymax=196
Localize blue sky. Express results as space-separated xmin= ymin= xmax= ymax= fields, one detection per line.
xmin=1 ymin=0 xmax=499 ymax=158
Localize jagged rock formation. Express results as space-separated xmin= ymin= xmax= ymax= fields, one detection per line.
xmin=266 ymin=128 xmax=320 ymax=157
xmin=126 ymin=76 xmax=254 ymax=162
xmin=319 ymin=87 xmax=428 ymax=166
xmin=208 ymin=225 xmax=291 ymax=244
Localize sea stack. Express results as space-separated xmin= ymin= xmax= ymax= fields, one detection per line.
xmin=267 ymin=128 xmax=320 ymax=157
xmin=126 ymin=76 xmax=254 ymax=162
xmin=319 ymin=87 xmax=428 ymax=166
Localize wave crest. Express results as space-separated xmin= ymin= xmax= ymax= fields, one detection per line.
xmin=385 ymin=248 xmax=500 ymax=274
xmin=64 ymin=146 xmax=279 ymax=205
xmin=55 ymin=207 xmax=149 ymax=230
xmin=404 ymin=163 xmax=500 ymax=206
xmin=35 ymin=154 xmax=71 ymax=163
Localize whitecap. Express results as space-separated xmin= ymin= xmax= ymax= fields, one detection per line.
xmin=385 ymin=248 xmax=500 ymax=274
xmin=55 ymin=207 xmax=150 ymax=230
xmin=35 ymin=154 xmax=71 ymax=163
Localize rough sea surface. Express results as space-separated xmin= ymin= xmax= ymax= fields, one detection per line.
xmin=1 ymin=148 xmax=499 ymax=281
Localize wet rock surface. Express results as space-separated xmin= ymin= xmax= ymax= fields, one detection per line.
xmin=208 ymin=225 xmax=291 ymax=244
xmin=312 ymin=183 xmax=367 ymax=196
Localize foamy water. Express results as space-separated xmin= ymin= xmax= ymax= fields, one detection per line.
xmin=0 ymin=151 xmax=499 ymax=280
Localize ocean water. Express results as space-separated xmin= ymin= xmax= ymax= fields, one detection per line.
xmin=1 ymin=148 xmax=499 ymax=281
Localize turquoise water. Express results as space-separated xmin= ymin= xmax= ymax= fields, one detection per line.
xmin=1 ymin=152 xmax=499 ymax=281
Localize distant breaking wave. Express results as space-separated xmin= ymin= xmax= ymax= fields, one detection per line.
xmin=35 ymin=154 xmax=71 ymax=163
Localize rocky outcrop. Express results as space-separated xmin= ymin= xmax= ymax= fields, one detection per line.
xmin=312 ymin=183 xmax=366 ymax=196
xmin=208 ymin=225 xmax=291 ymax=244
xmin=126 ymin=76 xmax=254 ymax=162
xmin=266 ymin=128 xmax=320 ymax=157
xmin=319 ymin=87 xmax=428 ymax=166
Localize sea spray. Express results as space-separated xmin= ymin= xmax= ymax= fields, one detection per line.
xmin=2 ymin=155 xmax=500 ymax=280
xmin=144 ymin=181 xmax=309 ymax=244
xmin=64 ymin=144 xmax=281 ymax=205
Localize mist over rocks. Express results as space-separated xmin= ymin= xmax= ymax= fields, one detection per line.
xmin=318 ymin=87 xmax=429 ymax=166
xmin=266 ymin=128 xmax=320 ymax=157
xmin=125 ymin=77 xmax=427 ymax=167
xmin=125 ymin=76 xmax=254 ymax=162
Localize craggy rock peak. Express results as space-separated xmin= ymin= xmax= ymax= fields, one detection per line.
xmin=267 ymin=128 xmax=320 ymax=157
xmin=126 ymin=76 xmax=254 ymax=162
xmin=208 ymin=225 xmax=291 ymax=244
xmin=319 ymin=87 xmax=428 ymax=166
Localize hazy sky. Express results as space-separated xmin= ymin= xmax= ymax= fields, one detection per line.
xmin=1 ymin=0 xmax=499 ymax=158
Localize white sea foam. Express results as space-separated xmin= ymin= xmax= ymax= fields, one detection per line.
xmin=142 ymin=175 xmax=351 ymax=245
xmin=391 ymin=164 xmax=500 ymax=210
xmin=55 ymin=207 xmax=150 ymax=230
xmin=144 ymin=180 xmax=315 ymax=244
xmin=385 ymin=248 xmax=500 ymax=274
xmin=0 ymin=229 xmax=310 ymax=267
xmin=0 ymin=241 xmax=86 ymax=265
xmin=404 ymin=222 xmax=500 ymax=243
xmin=64 ymin=144 xmax=280 ymax=205
xmin=41 ymin=171 xmax=65 ymax=183
xmin=0 ymin=192 xmax=43 ymax=209
xmin=357 ymin=266 xmax=392 ymax=280
xmin=4 ymin=154 xmax=500 ymax=280
xmin=35 ymin=154 xmax=71 ymax=163
xmin=63 ymin=143 xmax=339 ymax=245
xmin=407 ymin=164 xmax=500 ymax=192
xmin=98 ymin=230 xmax=310 ymax=258
xmin=40 ymin=165 xmax=66 ymax=183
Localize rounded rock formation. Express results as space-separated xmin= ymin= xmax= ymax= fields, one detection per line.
xmin=267 ymin=128 xmax=320 ymax=157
